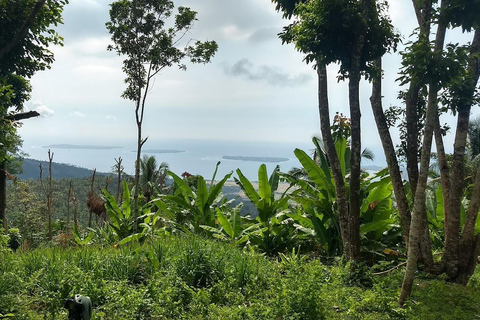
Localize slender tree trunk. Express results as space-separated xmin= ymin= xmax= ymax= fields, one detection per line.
xmin=400 ymin=80 xmax=440 ymax=305
xmin=458 ymin=165 xmax=480 ymax=284
xmin=67 ymin=180 xmax=72 ymax=228
xmin=115 ymin=157 xmax=123 ymax=204
xmin=405 ymin=83 xmax=420 ymax=197
xmin=453 ymin=29 xmax=480 ymax=282
xmin=0 ymin=162 xmax=7 ymax=231
xmin=443 ymin=108 xmax=468 ymax=277
xmin=317 ymin=64 xmax=351 ymax=259
xmin=370 ymin=58 xmax=411 ymax=244
xmin=39 ymin=150 xmax=54 ymax=240
xmin=400 ymin=5 xmax=449 ymax=303
xmin=88 ymin=169 xmax=96 ymax=228
xmin=348 ymin=70 xmax=362 ymax=261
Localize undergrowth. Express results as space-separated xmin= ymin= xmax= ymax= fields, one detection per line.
xmin=1 ymin=236 xmax=480 ymax=319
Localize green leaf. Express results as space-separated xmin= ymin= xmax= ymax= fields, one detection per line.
xmin=169 ymin=171 xmax=194 ymax=198
xmin=258 ymin=164 xmax=272 ymax=203
xmin=216 ymin=210 xmax=233 ymax=238
xmin=294 ymin=148 xmax=324 ymax=185
xmin=206 ymin=171 xmax=233 ymax=207
xmin=335 ymin=137 xmax=347 ymax=177
xmin=195 ymin=175 xmax=208 ymax=211
xmin=269 ymin=165 xmax=281 ymax=194
xmin=360 ymin=218 xmax=395 ymax=235
xmin=235 ymin=169 xmax=260 ymax=204
xmin=312 ymin=137 xmax=332 ymax=181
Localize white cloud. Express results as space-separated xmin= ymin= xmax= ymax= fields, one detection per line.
xmin=106 ymin=115 xmax=117 ymax=121
xmin=70 ymin=111 xmax=85 ymax=118
xmin=31 ymin=101 xmax=55 ymax=117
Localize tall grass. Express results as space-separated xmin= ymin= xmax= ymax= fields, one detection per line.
xmin=1 ymin=237 xmax=480 ymax=319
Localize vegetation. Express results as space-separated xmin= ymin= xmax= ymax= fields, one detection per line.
xmin=0 ymin=0 xmax=67 ymax=231
xmin=106 ymin=0 xmax=218 ymax=232
xmin=2 ymin=0 xmax=480 ymax=316
xmin=2 ymin=236 xmax=480 ymax=319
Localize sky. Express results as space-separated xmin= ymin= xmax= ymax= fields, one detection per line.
xmin=18 ymin=0 xmax=479 ymax=166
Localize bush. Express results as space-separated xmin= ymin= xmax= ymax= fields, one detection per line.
xmin=7 ymin=228 xmax=21 ymax=252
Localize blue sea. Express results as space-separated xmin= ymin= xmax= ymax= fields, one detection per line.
xmin=21 ymin=138 xmax=316 ymax=181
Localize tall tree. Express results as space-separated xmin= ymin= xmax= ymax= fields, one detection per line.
xmin=106 ymin=0 xmax=218 ymax=231
xmin=0 ymin=0 xmax=67 ymax=230
xmin=274 ymin=0 xmax=398 ymax=261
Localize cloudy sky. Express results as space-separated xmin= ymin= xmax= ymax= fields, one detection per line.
xmin=18 ymin=0 xmax=478 ymax=165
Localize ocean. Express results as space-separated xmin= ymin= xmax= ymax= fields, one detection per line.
xmin=21 ymin=138 xmax=315 ymax=181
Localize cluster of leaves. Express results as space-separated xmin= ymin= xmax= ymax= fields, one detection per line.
xmin=276 ymin=0 xmax=398 ymax=78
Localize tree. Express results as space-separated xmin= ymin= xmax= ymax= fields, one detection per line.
xmin=39 ymin=150 xmax=54 ymax=240
xmin=396 ymin=0 xmax=480 ymax=303
xmin=0 ymin=0 xmax=67 ymax=230
xmin=139 ymin=155 xmax=169 ymax=201
xmin=274 ymin=0 xmax=398 ymax=261
xmin=468 ymin=117 xmax=480 ymax=161
xmin=106 ymin=0 xmax=218 ymax=232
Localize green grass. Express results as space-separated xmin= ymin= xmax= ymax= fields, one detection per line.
xmin=1 ymin=237 xmax=480 ymax=319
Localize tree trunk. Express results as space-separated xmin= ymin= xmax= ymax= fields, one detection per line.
xmin=400 ymin=80 xmax=439 ymax=306
xmin=458 ymin=165 xmax=480 ymax=284
xmin=0 ymin=162 xmax=7 ymax=231
xmin=317 ymin=64 xmax=351 ymax=259
xmin=348 ymin=70 xmax=362 ymax=261
xmin=370 ymin=58 xmax=411 ymax=244
xmin=405 ymin=83 xmax=420 ymax=197
xmin=451 ymin=29 xmax=480 ymax=282
xmin=400 ymin=2 xmax=449 ymax=304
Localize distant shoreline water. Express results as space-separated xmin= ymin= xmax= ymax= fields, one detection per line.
xmin=22 ymin=139 xmax=314 ymax=180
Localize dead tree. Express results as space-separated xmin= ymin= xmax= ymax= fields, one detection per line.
xmin=39 ymin=150 xmax=54 ymax=240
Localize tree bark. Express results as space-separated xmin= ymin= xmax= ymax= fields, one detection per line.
xmin=405 ymin=83 xmax=421 ymax=197
xmin=349 ymin=70 xmax=362 ymax=261
xmin=370 ymin=58 xmax=411 ymax=244
xmin=317 ymin=64 xmax=351 ymax=259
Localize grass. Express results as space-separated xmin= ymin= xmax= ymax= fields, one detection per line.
xmin=1 ymin=237 xmax=480 ymax=319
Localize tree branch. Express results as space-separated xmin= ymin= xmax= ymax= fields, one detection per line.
xmin=3 ymin=111 xmax=40 ymax=122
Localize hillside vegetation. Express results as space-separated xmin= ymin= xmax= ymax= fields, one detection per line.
xmin=2 ymin=237 xmax=480 ymax=319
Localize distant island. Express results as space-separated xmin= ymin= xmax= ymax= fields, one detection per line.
xmin=139 ymin=149 xmax=186 ymax=154
xmin=222 ymin=156 xmax=289 ymax=163
xmin=43 ymin=144 xmax=122 ymax=150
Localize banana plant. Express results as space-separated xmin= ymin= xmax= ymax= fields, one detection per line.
xmin=157 ymin=162 xmax=233 ymax=234
xmin=103 ymin=180 xmax=152 ymax=243
xmin=235 ymin=164 xmax=295 ymax=255
xmin=200 ymin=202 xmax=250 ymax=245
xmin=286 ymin=137 xmax=397 ymax=257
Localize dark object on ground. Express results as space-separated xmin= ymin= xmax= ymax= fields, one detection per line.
xmin=64 ymin=294 xmax=92 ymax=320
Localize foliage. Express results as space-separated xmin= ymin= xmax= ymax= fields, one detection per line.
xmin=276 ymin=0 xmax=398 ymax=77
xmin=235 ymin=164 xmax=295 ymax=255
xmin=284 ymin=137 xmax=397 ymax=259
xmin=2 ymin=237 xmax=480 ymax=318
xmin=6 ymin=228 xmax=21 ymax=252
xmin=158 ymin=163 xmax=233 ymax=234
xmin=139 ymin=155 xmax=170 ymax=201
xmin=201 ymin=203 xmax=249 ymax=246
xmin=103 ymin=181 xmax=152 ymax=244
